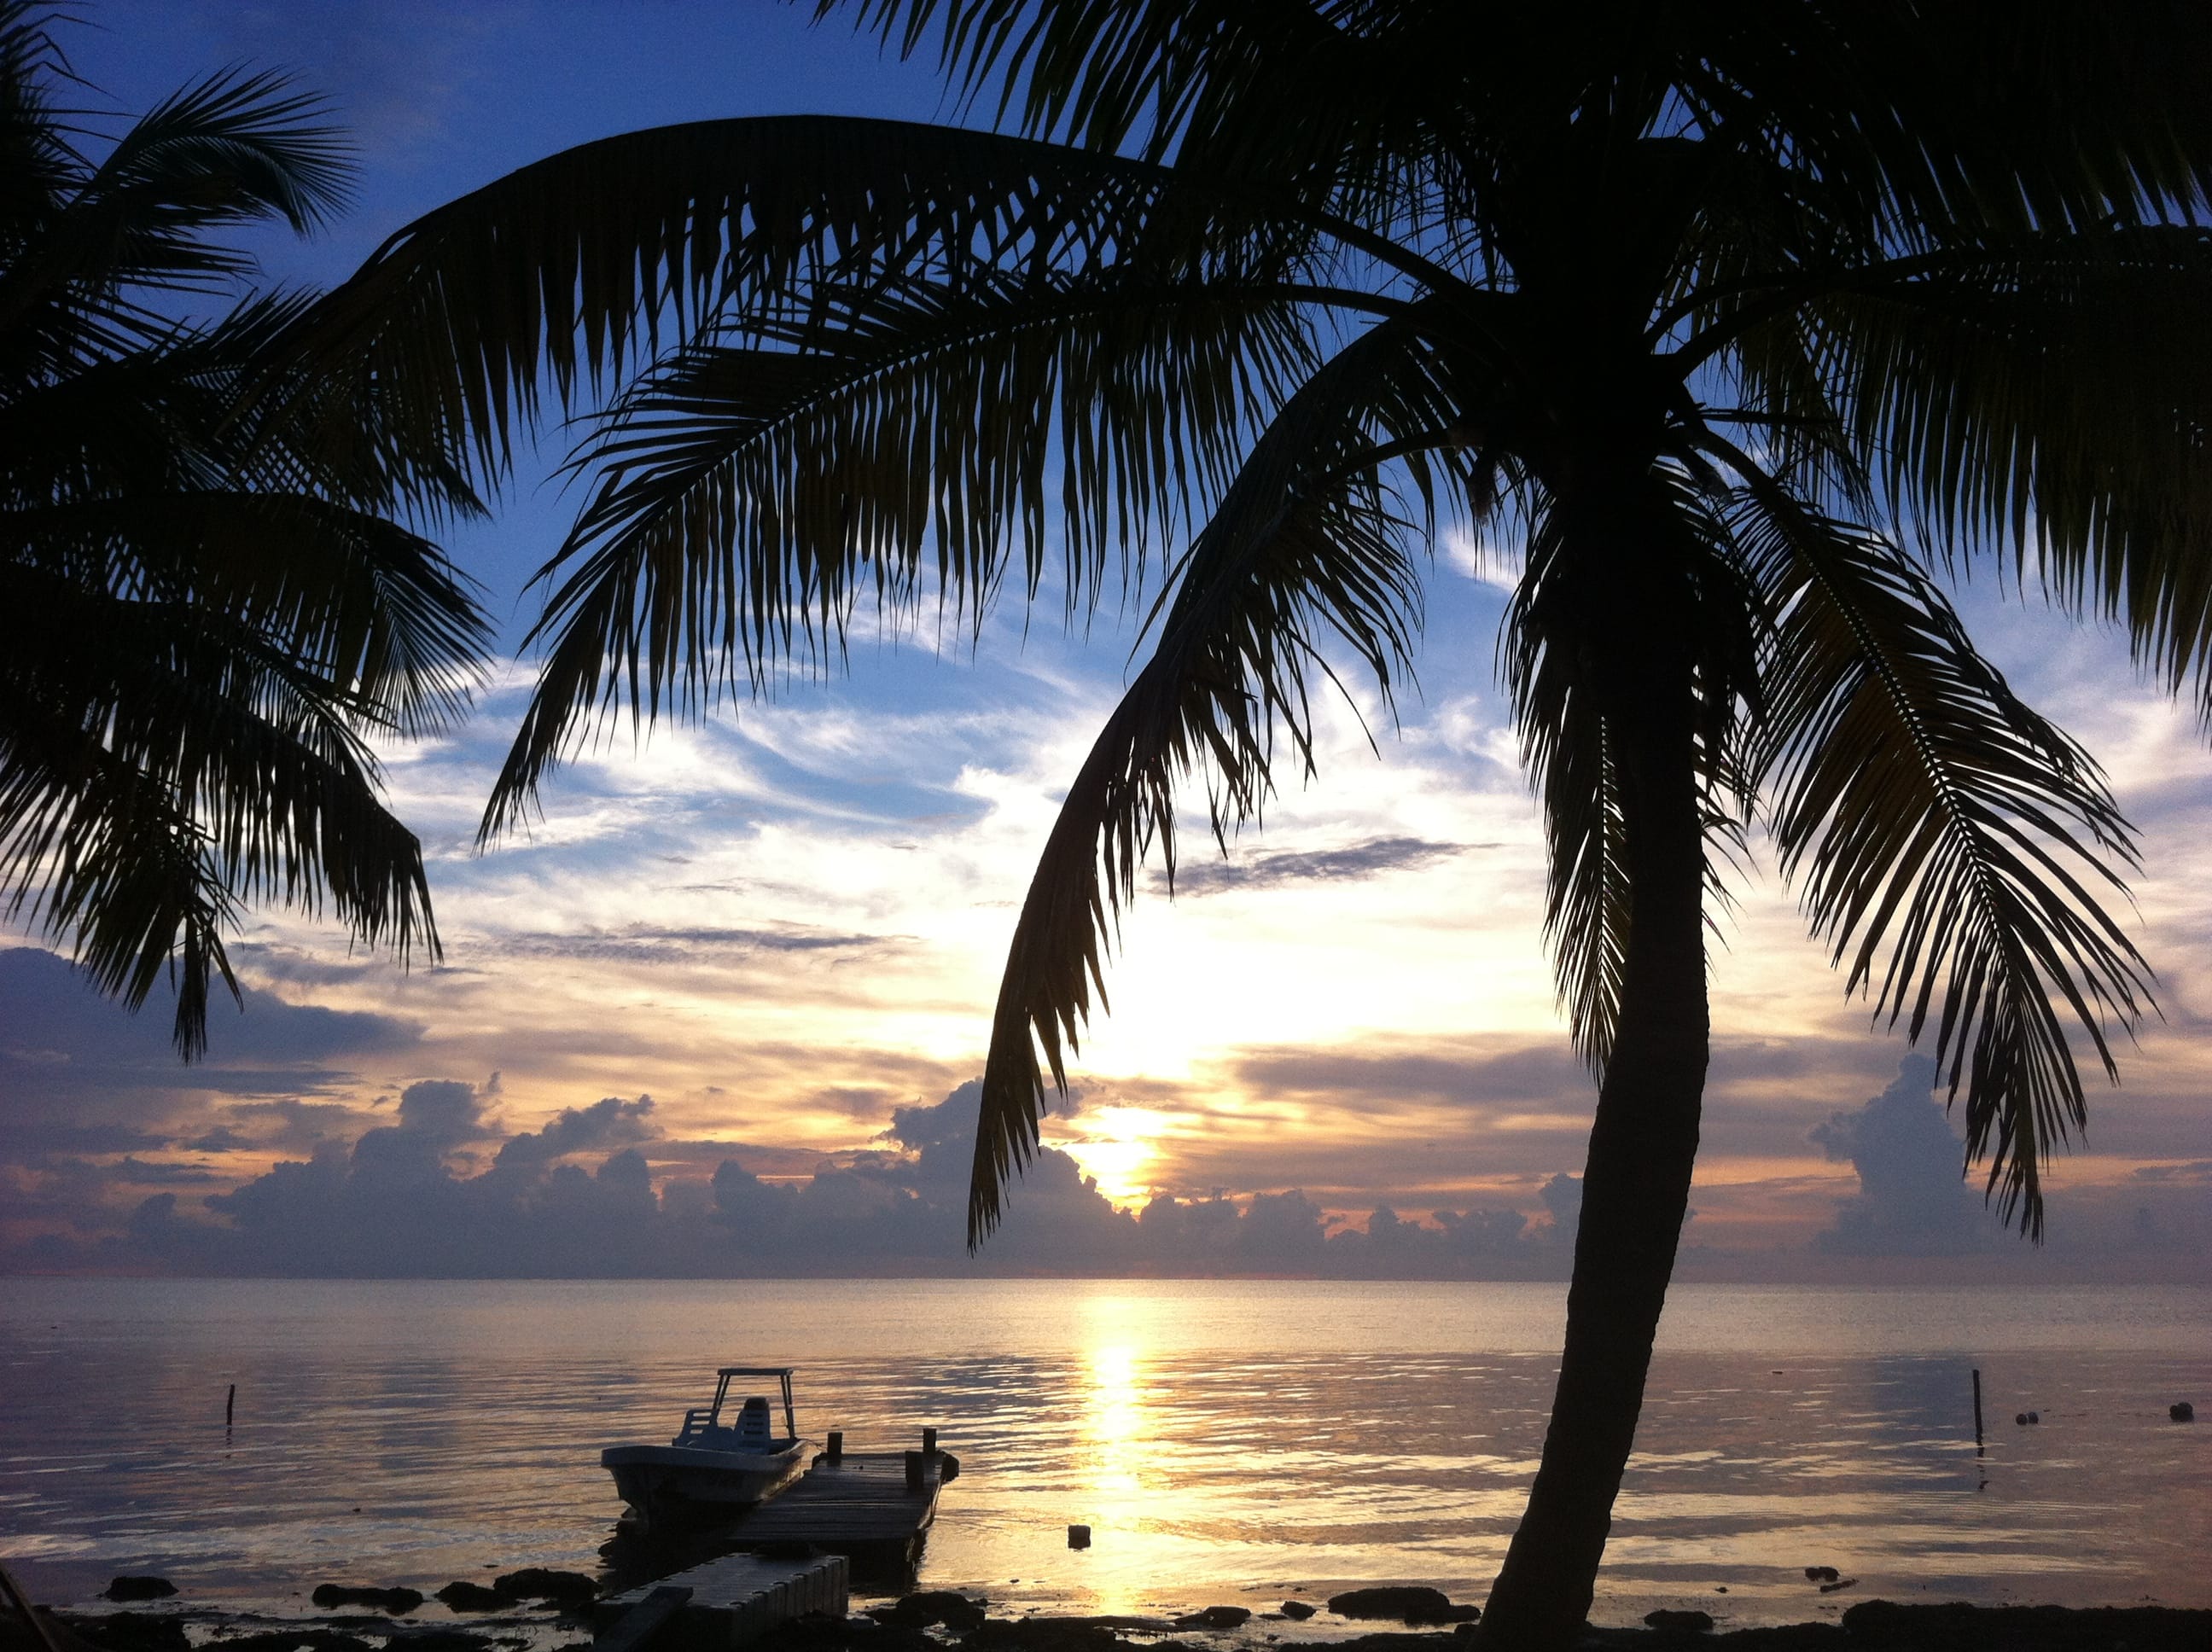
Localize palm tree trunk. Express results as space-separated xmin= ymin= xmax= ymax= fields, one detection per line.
xmin=1479 ymin=620 xmax=1710 ymax=1649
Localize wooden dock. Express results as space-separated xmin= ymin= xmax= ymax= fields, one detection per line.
xmin=720 ymin=1448 xmax=956 ymax=1569
xmin=592 ymin=1553 xmax=848 ymax=1650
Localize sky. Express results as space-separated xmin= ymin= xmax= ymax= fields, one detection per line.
xmin=4 ymin=1 xmax=2209 ymax=1279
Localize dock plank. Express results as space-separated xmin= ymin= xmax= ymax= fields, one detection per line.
xmin=723 ymin=1451 xmax=949 ymax=1564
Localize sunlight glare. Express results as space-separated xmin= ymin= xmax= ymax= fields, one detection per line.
xmin=1074 ymin=1294 xmax=1163 ymax=1614
xmin=1055 ymin=1107 xmax=1170 ymax=1207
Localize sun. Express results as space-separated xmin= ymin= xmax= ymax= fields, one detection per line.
xmin=1052 ymin=1105 xmax=1171 ymax=1209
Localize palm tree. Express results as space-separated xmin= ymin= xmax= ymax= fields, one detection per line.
xmin=294 ymin=3 xmax=2210 ymax=1643
xmin=0 ymin=3 xmax=490 ymax=1055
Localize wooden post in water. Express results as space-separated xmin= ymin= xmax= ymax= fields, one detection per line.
xmin=922 ymin=1427 xmax=938 ymax=1457
xmin=225 ymin=1383 xmax=236 ymax=1428
xmin=904 ymin=1450 xmax=924 ymax=1492
xmin=826 ymin=1430 xmax=843 ymax=1463
xmin=1971 ymin=1368 xmax=1984 ymax=1451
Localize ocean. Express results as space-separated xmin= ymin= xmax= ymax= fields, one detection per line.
xmin=1 ymin=1278 xmax=2205 ymax=1631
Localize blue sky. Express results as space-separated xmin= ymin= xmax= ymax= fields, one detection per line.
xmin=4 ymin=2 xmax=2209 ymax=1277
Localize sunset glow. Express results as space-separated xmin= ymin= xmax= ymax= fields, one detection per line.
xmin=2 ymin=3 xmax=2206 ymax=1286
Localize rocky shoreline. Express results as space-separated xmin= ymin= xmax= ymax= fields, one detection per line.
xmin=11 ymin=1583 xmax=2212 ymax=1652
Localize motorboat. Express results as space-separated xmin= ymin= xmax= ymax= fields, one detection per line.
xmin=602 ymin=1365 xmax=809 ymax=1528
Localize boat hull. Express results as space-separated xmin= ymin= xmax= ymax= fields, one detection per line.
xmin=602 ymin=1440 xmax=807 ymax=1529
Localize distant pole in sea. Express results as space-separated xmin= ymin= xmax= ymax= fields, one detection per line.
xmin=225 ymin=1383 xmax=236 ymax=1428
xmin=1971 ymin=1368 xmax=1984 ymax=1452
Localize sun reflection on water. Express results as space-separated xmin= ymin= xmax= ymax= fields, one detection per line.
xmin=1073 ymin=1299 xmax=1163 ymax=1614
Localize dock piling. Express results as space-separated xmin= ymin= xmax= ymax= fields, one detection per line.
xmin=904 ymin=1450 xmax=925 ymax=1492
xmin=922 ymin=1427 xmax=938 ymax=1456
xmin=826 ymin=1430 xmax=843 ymax=1463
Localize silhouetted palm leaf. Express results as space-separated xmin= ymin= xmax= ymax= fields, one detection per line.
xmin=0 ymin=3 xmax=488 ymax=1052
xmin=1736 ymin=482 xmax=2151 ymax=1233
xmin=484 ymin=271 xmax=1347 ymax=833
xmin=969 ymin=310 xmax=1464 ymax=1241
xmin=1800 ymin=231 xmax=2212 ymax=713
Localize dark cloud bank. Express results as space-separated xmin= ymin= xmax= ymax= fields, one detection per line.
xmin=17 ymin=1075 xmax=1586 ymax=1279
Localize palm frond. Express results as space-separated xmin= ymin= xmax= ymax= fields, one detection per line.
xmin=968 ymin=312 xmax=1463 ymax=1244
xmin=291 ymin=115 xmax=1318 ymax=479
xmin=0 ymin=567 xmax=441 ymax=1055
xmin=102 ymin=66 xmax=352 ymax=235
xmin=4 ymin=488 xmax=488 ymax=734
xmin=836 ymin=0 xmax=1478 ymax=241
xmin=0 ymin=66 xmax=352 ymax=341
xmin=0 ymin=15 xmax=483 ymax=1052
xmin=1739 ymin=483 xmax=2151 ymax=1235
xmin=482 ymin=270 xmax=1338 ymax=835
xmin=1799 ymin=229 xmax=2212 ymax=715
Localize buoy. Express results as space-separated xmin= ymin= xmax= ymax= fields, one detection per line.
xmin=1068 ymin=1524 xmax=1092 ymax=1550
xmin=2028 ymin=1411 xmax=2040 ymax=1424
xmin=2015 ymin=1412 xmax=2029 ymax=1426
xmin=2171 ymin=1401 xmax=2195 ymax=1422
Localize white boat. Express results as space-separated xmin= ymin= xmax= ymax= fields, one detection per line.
xmin=602 ymin=1366 xmax=809 ymax=1528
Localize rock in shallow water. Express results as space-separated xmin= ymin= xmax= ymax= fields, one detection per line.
xmin=434 ymin=1583 xmax=512 ymax=1613
xmin=102 ymin=1579 xmax=177 ymax=1603
xmin=489 ymin=1570 xmax=595 ymax=1608
xmin=1324 ymin=1587 xmax=1480 ymax=1625
xmin=1644 ymin=1608 xmax=1715 ymax=1633
xmin=869 ymin=1593 xmax=987 ymax=1632
xmin=1278 ymin=1602 xmax=1316 ymax=1621
xmin=311 ymin=1585 xmax=424 ymax=1614
xmin=1170 ymin=1607 xmax=1249 ymax=1630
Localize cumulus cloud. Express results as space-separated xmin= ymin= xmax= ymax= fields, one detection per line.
xmin=1809 ymin=1056 xmax=1998 ymax=1256
xmin=12 ymin=1075 xmax=1588 ymax=1280
xmin=495 ymin=1094 xmax=661 ymax=1171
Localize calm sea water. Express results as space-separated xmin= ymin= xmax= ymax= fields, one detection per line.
xmin=1 ymin=1279 xmax=2205 ymax=1631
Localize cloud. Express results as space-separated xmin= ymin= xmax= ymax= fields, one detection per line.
xmin=495 ymin=1094 xmax=661 ymax=1170
xmin=493 ymin=924 xmax=904 ymax=964
xmin=0 ymin=947 xmax=424 ymax=1214
xmin=1229 ymin=1038 xmax=1587 ymax=1110
xmin=1164 ymin=835 xmax=1470 ymax=896
xmin=0 ymin=946 xmax=420 ymax=1081
xmin=1809 ymin=1056 xmax=1998 ymax=1256
xmin=1441 ymin=527 xmax=1525 ymax=594
xmin=14 ymin=1075 xmax=1591 ymax=1279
